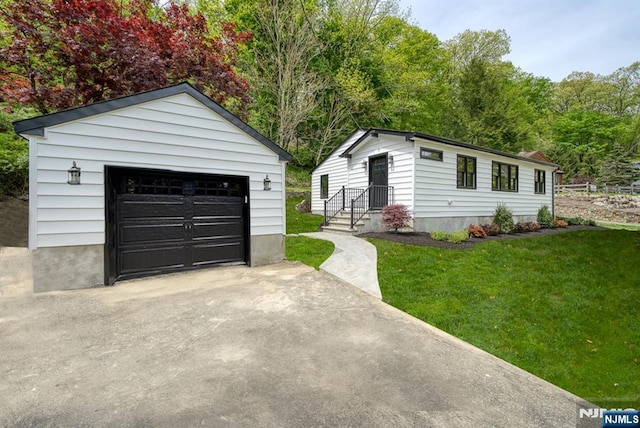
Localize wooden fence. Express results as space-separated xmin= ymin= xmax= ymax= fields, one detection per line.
xmin=555 ymin=183 xmax=640 ymax=195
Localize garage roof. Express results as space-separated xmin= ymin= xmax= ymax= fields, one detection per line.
xmin=13 ymin=82 xmax=292 ymax=162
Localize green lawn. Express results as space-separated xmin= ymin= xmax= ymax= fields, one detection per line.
xmin=596 ymin=221 xmax=640 ymax=231
xmin=286 ymin=196 xmax=324 ymax=234
xmin=285 ymin=195 xmax=333 ymax=269
xmin=285 ymin=235 xmax=334 ymax=270
xmin=368 ymin=230 xmax=640 ymax=409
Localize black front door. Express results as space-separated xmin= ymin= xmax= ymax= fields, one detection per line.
xmin=369 ymin=154 xmax=388 ymax=209
xmin=105 ymin=167 xmax=248 ymax=283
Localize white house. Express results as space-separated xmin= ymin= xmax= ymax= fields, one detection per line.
xmin=312 ymin=129 xmax=557 ymax=232
xmin=13 ymin=83 xmax=292 ymax=292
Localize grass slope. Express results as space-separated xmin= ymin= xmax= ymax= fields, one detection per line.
xmin=286 ymin=196 xmax=323 ymax=234
xmin=285 ymin=196 xmax=333 ymax=269
xmin=370 ymin=230 xmax=640 ymax=408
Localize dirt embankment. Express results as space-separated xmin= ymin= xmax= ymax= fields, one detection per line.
xmin=555 ymin=193 xmax=640 ymax=224
xmin=0 ymin=196 xmax=28 ymax=247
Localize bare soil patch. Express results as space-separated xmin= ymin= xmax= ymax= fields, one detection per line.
xmin=0 ymin=196 xmax=28 ymax=247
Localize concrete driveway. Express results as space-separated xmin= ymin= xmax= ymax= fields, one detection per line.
xmin=0 ymin=261 xmax=595 ymax=427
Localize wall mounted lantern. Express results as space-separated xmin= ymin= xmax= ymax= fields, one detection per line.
xmin=67 ymin=161 xmax=81 ymax=185
xmin=362 ymin=160 xmax=368 ymax=170
xmin=263 ymin=175 xmax=271 ymax=191
xmin=388 ymin=155 xmax=394 ymax=167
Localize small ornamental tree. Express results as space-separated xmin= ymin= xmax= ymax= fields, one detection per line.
xmin=381 ymin=204 xmax=412 ymax=233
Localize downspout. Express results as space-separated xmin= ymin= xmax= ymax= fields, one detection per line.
xmin=552 ymin=169 xmax=556 ymax=218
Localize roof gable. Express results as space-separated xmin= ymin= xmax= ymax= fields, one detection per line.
xmin=518 ymin=151 xmax=554 ymax=164
xmin=13 ymin=82 xmax=292 ymax=162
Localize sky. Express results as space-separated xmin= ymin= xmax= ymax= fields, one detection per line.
xmin=398 ymin=0 xmax=640 ymax=82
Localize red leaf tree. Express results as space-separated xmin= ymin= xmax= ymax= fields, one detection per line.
xmin=381 ymin=204 xmax=412 ymax=233
xmin=0 ymin=0 xmax=251 ymax=116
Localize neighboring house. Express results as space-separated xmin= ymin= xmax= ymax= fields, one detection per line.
xmin=13 ymin=83 xmax=291 ymax=292
xmin=518 ymin=150 xmax=564 ymax=186
xmin=312 ymin=129 xmax=557 ymax=233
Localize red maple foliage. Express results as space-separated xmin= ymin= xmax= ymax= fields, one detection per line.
xmin=381 ymin=204 xmax=412 ymax=233
xmin=0 ymin=0 xmax=251 ymax=116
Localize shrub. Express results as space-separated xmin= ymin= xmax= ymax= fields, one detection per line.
xmin=553 ymin=219 xmax=568 ymax=228
xmin=514 ymin=222 xmax=541 ymax=233
xmin=493 ymin=203 xmax=514 ymax=234
xmin=559 ymin=216 xmax=597 ymax=226
xmin=430 ymin=230 xmax=448 ymax=241
xmin=430 ymin=229 xmax=469 ymax=244
xmin=468 ymin=224 xmax=487 ymax=238
xmin=537 ymin=205 xmax=553 ymax=228
xmin=569 ymin=175 xmax=595 ymax=185
xmin=481 ymin=223 xmax=500 ymax=236
xmin=0 ymin=135 xmax=29 ymax=197
xmin=0 ymin=104 xmax=36 ymax=197
xmin=381 ymin=204 xmax=412 ymax=232
xmin=448 ymin=229 xmax=470 ymax=243
xmin=527 ymin=222 xmax=541 ymax=232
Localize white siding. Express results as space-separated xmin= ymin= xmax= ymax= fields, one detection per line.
xmin=413 ymin=138 xmax=555 ymax=219
xmin=311 ymin=130 xmax=365 ymax=213
xmin=28 ymin=93 xmax=285 ymax=249
xmin=345 ymin=134 xmax=415 ymax=209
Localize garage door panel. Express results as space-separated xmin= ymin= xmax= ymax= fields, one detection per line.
xmin=119 ymin=245 xmax=186 ymax=274
xmin=192 ymin=241 xmax=243 ymax=266
xmin=119 ymin=196 xmax=184 ymax=219
xmin=120 ymin=223 xmax=185 ymax=245
xmin=193 ymin=198 xmax=243 ymax=218
xmin=193 ymin=220 xmax=243 ymax=240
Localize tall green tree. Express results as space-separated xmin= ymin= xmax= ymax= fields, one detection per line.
xmin=441 ymin=30 xmax=543 ymax=153
xmin=550 ymin=110 xmax=620 ymax=177
xmin=549 ymin=63 xmax=640 ymax=181
xmin=371 ymin=16 xmax=449 ymax=133
xmin=598 ymin=143 xmax=640 ymax=186
xmin=225 ymin=0 xmax=404 ymax=165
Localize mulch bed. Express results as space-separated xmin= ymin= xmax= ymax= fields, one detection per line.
xmin=358 ymin=225 xmax=606 ymax=250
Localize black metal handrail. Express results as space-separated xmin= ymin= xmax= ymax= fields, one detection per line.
xmin=350 ymin=185 xmax=394 ymax=228
xmin=324 ymin=185 xmax=395 ymax=229
xmin=324 ymin=186 xmax=367 ymax=225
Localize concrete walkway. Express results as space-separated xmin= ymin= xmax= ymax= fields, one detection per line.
xmin=301 ymin=232 xmax=381 ymax=298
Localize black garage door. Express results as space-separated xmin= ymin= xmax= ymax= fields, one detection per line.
xmin=105 ymin=168 xmax=249 ymax=283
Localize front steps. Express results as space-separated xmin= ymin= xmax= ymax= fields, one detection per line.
xmin=321 ymin=211 xmax=370 ymax=235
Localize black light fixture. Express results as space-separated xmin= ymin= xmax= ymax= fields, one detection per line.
xmin=263 ymin=175 xmax=271 ymax=191
xmin=388 ymin=155 xmax=394 ymax=167
xmin=362 ymin=160 xmax=368 ymax=170
xmin=67 ymin=161 xmax=81 ymax=185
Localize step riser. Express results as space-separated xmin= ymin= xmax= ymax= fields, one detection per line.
xmin=323 ymin=210 xmax=371 ymax=234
